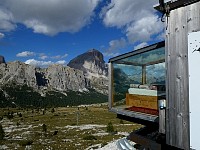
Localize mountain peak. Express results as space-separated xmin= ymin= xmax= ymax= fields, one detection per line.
xmin=87 ymin=48 xmax=100 ymax=53
xmin=68 ymin=49 xmax=107 ymax=77
xmin=0 ymin=55 xmax=5 ymax=64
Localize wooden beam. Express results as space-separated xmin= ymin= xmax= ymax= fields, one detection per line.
xmin=154 ymin=0 xmax=200 ymax=13
xmin=165 ymin=3 xmax=192 ymax=149
xmin=108 ymin=63 xmax=114 ymax=109
xmin=142 ymin=65 xmax=146 ymax=84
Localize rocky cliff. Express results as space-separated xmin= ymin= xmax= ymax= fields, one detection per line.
xmin=0 ymin=62 xmax=88 ymax=92
xmin=68 ymin=49 xmax=108 ymax=77
xmin=68 ymin=49 xmax=108 ymax=94
xmin=0 ymin=61 xmax=37 ymax=87
xmin=0 ymin=49 xmax=108 ymax=98
xmin=36 ymin=64 xmax=87 ymax=92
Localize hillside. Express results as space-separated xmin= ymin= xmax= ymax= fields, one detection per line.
xmin=0 ymin=50 xmax=108 ymax=108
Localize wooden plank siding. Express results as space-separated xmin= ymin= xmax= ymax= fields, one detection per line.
xmin=165 ymin=1 xmax=200 ymax=149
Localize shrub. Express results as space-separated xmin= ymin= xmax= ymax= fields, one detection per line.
xmin=0 ymin=124 xmax=5 ymax=140
xmin=83 ymin=135 xmax=97 ymax=140
xmin=51 ymin=108 xmax=55 ymax=113
xmin=18 ymin=113 xmax=22 ymax=117
xmin=19 ymin=140 xmax=33 ymax=146
xmin=42 ymin=124 xmax=47 ymax=133
xmin=6 ymin=113 xmax=13 ymax=119
xmin=106 ymin=122 xmax=114 ymax=133
xmin=16 ymin=122 xmax=20 ymax=126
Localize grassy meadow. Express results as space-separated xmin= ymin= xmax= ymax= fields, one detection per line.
xmin=0 ymin=105 xmax=142 ymax=150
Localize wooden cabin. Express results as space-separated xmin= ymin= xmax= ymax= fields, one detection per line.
xmin=108 ymin=0 xmax=200 ymax=149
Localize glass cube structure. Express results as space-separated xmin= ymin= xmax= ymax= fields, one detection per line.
xmin=108 ymin=41 xmax=165 ymax=122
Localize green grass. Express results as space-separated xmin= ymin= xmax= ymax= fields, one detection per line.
xmin=0 ymin=106 xmax=142 ymax=150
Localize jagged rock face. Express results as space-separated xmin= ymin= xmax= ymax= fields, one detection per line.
xmin=0 ymin=61 xmax=37 ymax=87
xmin=0 ymin=55 xmax=5 ymax=64
xmin=89 ymin=76 xmax=108 ymax=94
xmin=0 ymin=59 xmax=108 ymax=95
xmin=42 ymin=64 xmax=87 ymax=91
xmin=68 ymin=49 xmax=108 ymax=77
xmin=67 ymin=49 xmax=108 ymax=94
xmin=0 ymin=62 xmax=88 ymax=92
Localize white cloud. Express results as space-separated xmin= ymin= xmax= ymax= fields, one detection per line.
xmin=51 ymin=53 xmax=68 ymax=59
xmin=16 ymin=51 xmax=35 ymax=57
xmin=25 ymin=59 xmax=53 ymax=68
xmin=156 ymin=31 xmax=165 ymax=40
xmin=126 ymin=15 xmax=163 ymax=43
xmin=56 ymin=60 xmax=67 ymax=65
xmin=25 ymin=59 xmax=67 ymax=67
xmin=0 ymin=33 xmax=5 ymax=39
xmin=0 ymin=0 xmax=101 ymax=35
xmin=134 ymin=42 xmax=148 ymax=50
xmin=104 ymin=38 xmax=126 ymax=57
xmin=101 ymin=0 xmax=164 ymax=44
xmin=103 ymin=52 xmax=120 ymax=57
xmin=39 ymin=55 xmax=48 ymax=60
xmin=0 ymin=9 xmax=16 ymax=32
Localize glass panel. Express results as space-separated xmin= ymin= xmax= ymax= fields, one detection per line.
xmin=116 ymin=47 xmax=165 ymax=66
xmin=113 ymin=63 xmax=142 ymax=103
xmin=112 ymin=47 xmax=165 ymax=115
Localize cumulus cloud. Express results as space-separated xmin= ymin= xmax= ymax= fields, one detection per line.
xmin=101 ymin=0 xmax=164 ymax=50
xmin=0 ymin=9 xmax=16 ymax=32
xmin=39 ymin=55 xmax=48 ymax=60
xmin=134 ymin=42 xmax=148 ymax=50
xmin=25 ymin=59 xmax=67 ymax=67
xmin=104 ymin=38 xmax=126 ymax=57
xmin=156 ymin=32 xmax=165 ymax=41
xmin=51 ymin=53 xmax=68 ymax=59
xmin=0 ymin=0 xmax=100 ymax=35
xmin=126 ymin=15 xmax=163 ymax=43
xmin=0 ymin=33 xmax=5 ymax=39
xmin=103 ymin=52 xmax=120 ymax=57
xmin=25 ymin=59 xmax=53 ymax=67
xmin=16 ymin=51 xmax=35 ymax=57
xmin=56 ymin=60 xmax=67 ymax=65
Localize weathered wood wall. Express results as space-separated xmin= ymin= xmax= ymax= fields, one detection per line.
xmin=165 ymin=1 xmax=200 ymax=149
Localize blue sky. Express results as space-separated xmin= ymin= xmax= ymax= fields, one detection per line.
xmin=0 ymin=0 xmax=164 ymax=67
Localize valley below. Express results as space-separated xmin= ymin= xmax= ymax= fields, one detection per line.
xmin=0 ymin=105 xmax=141 ymax=150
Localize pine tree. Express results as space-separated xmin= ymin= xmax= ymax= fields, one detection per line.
xmin=0 ymin=124 xmax=5 ymax=140
xmin=106 ymin=122 xmax=114 ymax=133
xmin=42 ymin=124 xmax=47 ymax=133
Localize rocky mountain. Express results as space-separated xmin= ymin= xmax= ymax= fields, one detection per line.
xmin=0 ymin=55 xmax=5 ymax=64
xmin=36 ymin=64 xmax=88 ymax=92
xmin=0 ymin=62 xmax=88 ymax=92
xmin=68 ymin=49 xmax=108 ymax=77
xmin=0 ymin=50 xmax=108 ymax=107
xmin=68 ymin=49 xmax=108 ymax=94
xmin=0 ymin=61 xmax=36 ymax=87
xmin=0 ymin=62 xmax=108 ymax=107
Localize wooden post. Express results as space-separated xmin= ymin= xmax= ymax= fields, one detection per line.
xmin=161 ymin=1 xmax=200 ymax=149
xmin=108 ymin=63 xmax=114 ymax=109
xmin=165 ymin=6 xmax=190 ymax=150
xmin=142 ymin=65 xmax=146 ymax=85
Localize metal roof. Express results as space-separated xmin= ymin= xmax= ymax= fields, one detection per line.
xmin=109 ymin=41 xmax=165 ymax=64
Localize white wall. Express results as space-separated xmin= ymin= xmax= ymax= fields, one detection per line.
xmin=188 ymin=31 xmax=200 ymax=150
